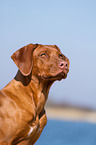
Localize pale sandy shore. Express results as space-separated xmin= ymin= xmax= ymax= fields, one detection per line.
xmin=46 ymin=106 xmax=96 ymax=123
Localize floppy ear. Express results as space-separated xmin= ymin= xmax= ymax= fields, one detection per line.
xmin=11 ymin=43 xmax=38 ymax=76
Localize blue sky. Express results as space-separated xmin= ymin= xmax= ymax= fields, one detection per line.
xmin=0 ymin=0 xmax=96 ymax=109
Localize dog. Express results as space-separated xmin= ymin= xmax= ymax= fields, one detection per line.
xmin=0 ymin=43 xmax=69 ymax=145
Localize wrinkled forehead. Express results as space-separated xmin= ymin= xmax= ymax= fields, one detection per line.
xmin=33 ymin=44 xmax=61 ymax=55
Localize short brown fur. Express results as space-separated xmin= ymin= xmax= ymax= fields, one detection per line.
xmin=0 ymin=43 xmax=69 ymax=145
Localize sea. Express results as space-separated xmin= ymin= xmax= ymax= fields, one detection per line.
xmin=35 ymin=119 xmax=96 ymax=145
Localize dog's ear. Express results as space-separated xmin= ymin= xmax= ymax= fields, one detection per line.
xmin=11 ymin=43 xmax=38 ymax=76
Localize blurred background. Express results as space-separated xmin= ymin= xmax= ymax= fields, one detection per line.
xmin=0 ymin=0 xmax=96 ymax=145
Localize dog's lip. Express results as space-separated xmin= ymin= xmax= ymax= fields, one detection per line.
xmin=63 ymin=69 xmax=69 ymax=75
xmin=57 ymin=68 xmax=69 ymax=79
xmin=59 ymin=71 xmax=67 ymax=79
xmin=41 ymin=75 xmax=51 ymax=80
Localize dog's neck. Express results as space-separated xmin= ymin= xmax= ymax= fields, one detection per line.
xmin=15 ymin=70 xmax=53 ymax=114
xmin=15 ymin=70 xmax=53 ymax=95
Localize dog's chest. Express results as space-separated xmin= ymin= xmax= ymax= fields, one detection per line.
xmin=27 ymin=116 xmax=40 ymax=137
xmin=28 ymin=126 xmax=34 ymax=136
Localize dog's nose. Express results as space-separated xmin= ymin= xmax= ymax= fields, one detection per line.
xmin=59 ymin=61 xmax=68 ymax=69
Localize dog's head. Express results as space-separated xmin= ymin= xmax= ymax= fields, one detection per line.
xmin=11 ymin=43 xmax=69 ymax=81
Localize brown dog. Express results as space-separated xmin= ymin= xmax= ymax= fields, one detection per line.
xmin=0 ymin=44 xmax=69 ymax=145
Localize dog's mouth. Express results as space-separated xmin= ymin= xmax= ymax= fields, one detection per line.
xmin=56 ymin=70 xmax=68 ymax=80
xmin=41 ymin=69 xmax=69 ymax=81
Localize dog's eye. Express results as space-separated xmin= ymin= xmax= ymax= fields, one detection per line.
xmin=59 ymin=54 xmax=63 ymax=59
xmin=40 ymin=53 xmax=46 ymax=58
